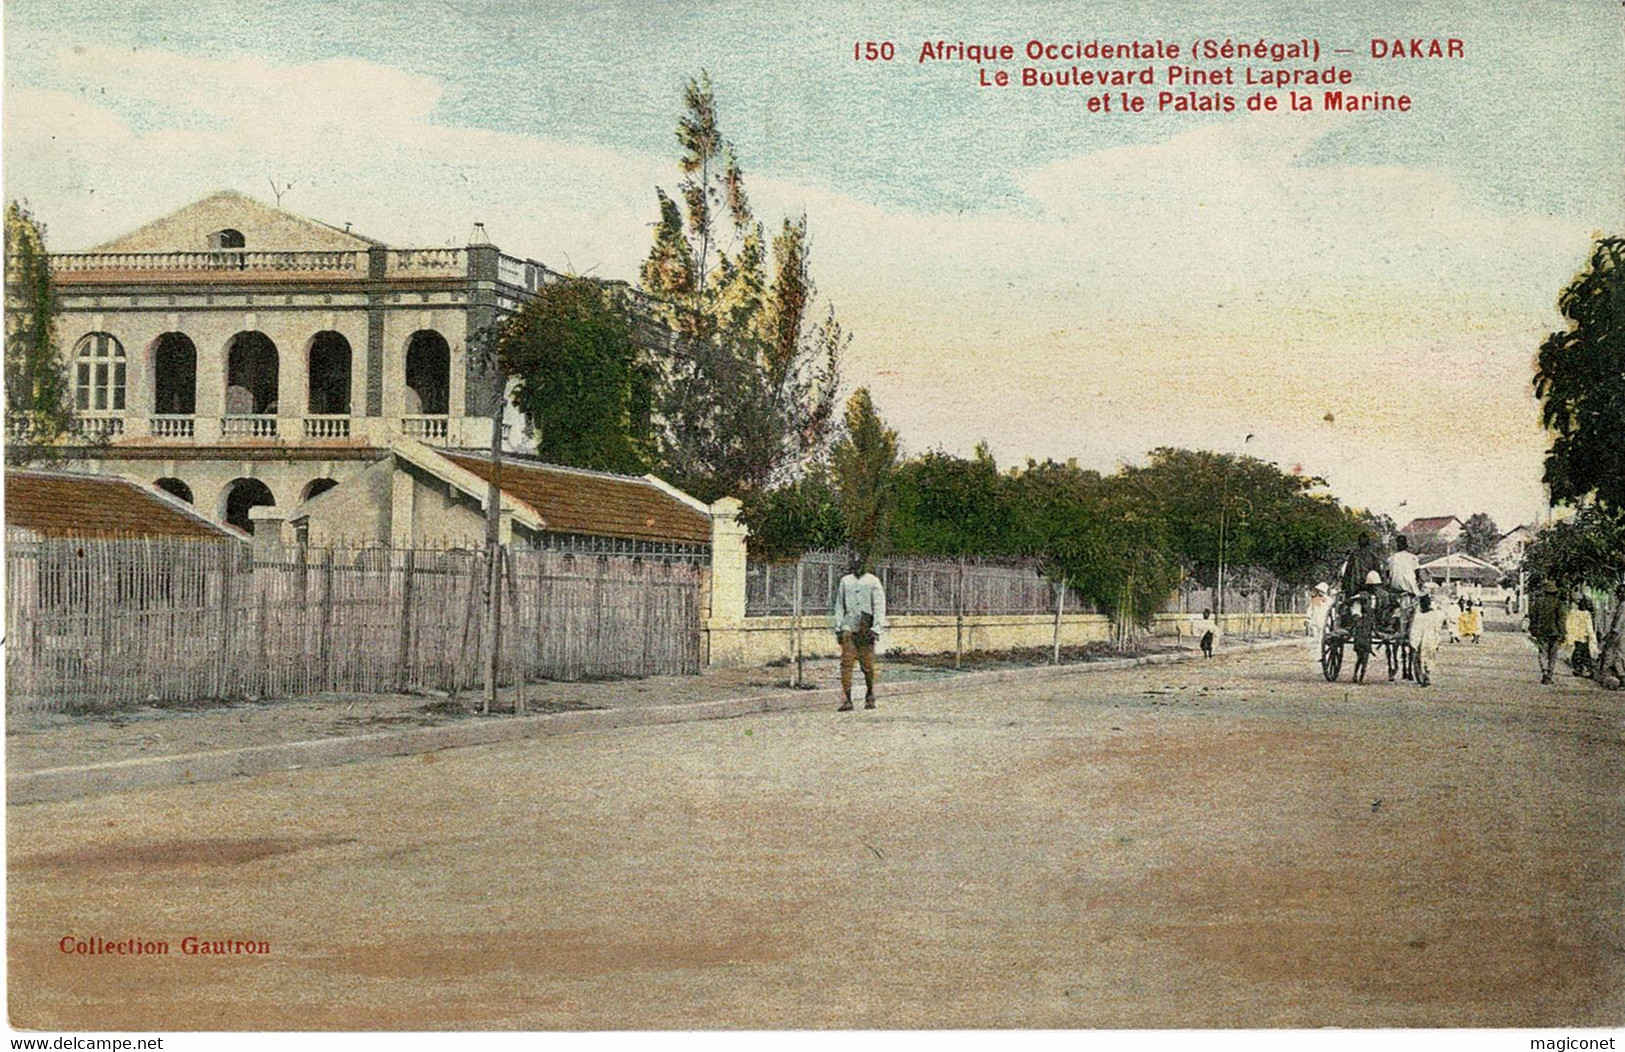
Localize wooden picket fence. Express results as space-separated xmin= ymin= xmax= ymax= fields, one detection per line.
xmin=5 ymin=536 xmax=702 ymax=713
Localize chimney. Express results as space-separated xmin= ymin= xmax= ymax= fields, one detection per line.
xmin=248 ymin=505 xmax=288 ymax=561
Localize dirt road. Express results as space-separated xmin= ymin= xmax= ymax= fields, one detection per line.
xmin=9 ymin=630 xmax=1623 ymax=1029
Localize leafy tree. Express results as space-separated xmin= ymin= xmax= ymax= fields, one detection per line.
xmin=1459 ymin=512 xmax=1500 ymax=561
xmin=1534 ymin=237 xmax=1625 ymax=512
xmin=1524 ymin=507 xmax=1625 ymax=594
xmin=1360 ymin=511 xmax=1399 ymax=552
xmin=640 ymin=72 xmax=843 ymax=497
xmin=739 ymin=463 xmax=845 ymax=561
xmin=5 ymin=201 xmax=74 ymax=460
xmin=830 ymin=388 xmax=899 ymax=564
xmin=890 ymin=444 xmax=1013 ymax=558
xmin=1003 ymin=457 xmax=1107 ymax=566
xmin=494 ymin=278 xmax=653 ymax=475
xmin=1522 ymin=506 xmax=1625 ymax=683
xmin=1125 ymin=448 xmax=1364 ymax=590
xmin=1046 ymin=474 xmax=1183 ymax=633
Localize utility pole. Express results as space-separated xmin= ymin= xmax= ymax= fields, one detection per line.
xmin=481 ymin=334 xmax=504 ymax=715
xmin=1217 ymin=481 xmax=1229 ymax=618
xmin=1216 ymin=436 xmax=1254 ymax=617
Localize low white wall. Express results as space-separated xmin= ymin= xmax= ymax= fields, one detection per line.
xmin=704 ymin=611 xmax=1306 ymax=667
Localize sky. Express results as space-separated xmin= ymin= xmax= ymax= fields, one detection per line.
xmin=4 ymin=0 xmax=1622 ymax=529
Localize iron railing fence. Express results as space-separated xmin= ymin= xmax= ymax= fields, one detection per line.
xmin=746 ymin=550 xmax=1093 ymax=618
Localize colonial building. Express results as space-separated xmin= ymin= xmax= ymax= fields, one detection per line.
xmin=40 ymin=190 xmax=566 ymax=533
xmin=263 ymin=440 xmax=711 ymax=558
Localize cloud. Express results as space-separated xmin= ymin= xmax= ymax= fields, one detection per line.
xmin=3 ymin=47 xmax=1590 ymax=524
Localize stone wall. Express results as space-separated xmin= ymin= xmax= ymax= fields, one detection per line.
xmin=699 ymin=505 xmax=1307 ymax=666
xmin=702 ymin=610 xmax=1305 ymax=667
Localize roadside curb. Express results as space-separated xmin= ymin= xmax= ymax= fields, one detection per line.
xmin=8 ymin=636 xmax=1303 ymax=805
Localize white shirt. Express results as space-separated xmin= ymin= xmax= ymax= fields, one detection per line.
xmin=1307 ymin=595 xmax=1332 ymax=636
xmin=1409 ymin=608 xmax=1441 ymax=653
xmin=1387 ymin=550 xmax=1423 ymax=596
xmin=832 ymin=573 xmax=887 ymax=637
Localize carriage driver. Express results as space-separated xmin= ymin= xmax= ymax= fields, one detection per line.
xmin=1340 ymin=533 xmax=1383 ymax=597
xmin=1386 ymin=534 xmax=1424 ymax=598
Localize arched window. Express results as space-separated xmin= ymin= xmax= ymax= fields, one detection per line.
xmin=225 ymin=332 xmax=279 ymax=414
xmin=210 ymin=229 xmax=245 ymax=250
xmin=154 ymin=477 xmax=194 ymax=504
xmin=74 ymin=333 xmax=125 ymax=411
xmin=306 ymin=332 xmax=352 ymax=414
xmin=151 ymin=333 xmax=197 ymax=414
xmin=404 ymin=330 xmax=451 ymax=415
xmin=223 ymin=477 xmax=275 ymax=534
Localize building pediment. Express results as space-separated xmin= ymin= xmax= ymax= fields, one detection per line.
xmin=92 ymin=190 xmax=381 ymax=254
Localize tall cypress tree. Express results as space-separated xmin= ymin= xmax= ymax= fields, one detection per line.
xmin=640 ymin=72 xmax=844 ymax=499
xmin=831 ymin=388 xmax=899 ymax=564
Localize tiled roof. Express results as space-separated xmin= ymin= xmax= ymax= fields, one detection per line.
xmin=4 ymin=471 xmax=244 ymax=541
xmin=439 ymin=452 xmax=710 ymax=546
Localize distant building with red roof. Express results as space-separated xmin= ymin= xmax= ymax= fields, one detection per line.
xmin=1398 ymin=515 xmax=1465 ymax=556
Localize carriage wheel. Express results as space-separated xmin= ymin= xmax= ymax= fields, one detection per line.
xmin=1321 ymin=638 xmax=1343 ymax=681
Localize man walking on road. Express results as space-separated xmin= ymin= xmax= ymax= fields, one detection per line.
xmin=1306 ymin=583 xmax=1332 ymax=649
xmin=1409 ymin=594 xmax=1443 ymax=687
xmin=1194 ymin=608 xmax=1219 ymax=658
xmin=1527 ymin=580 xmax=1566 ymax=685
xmin=833 ymin=555 xmax=887 ymax=711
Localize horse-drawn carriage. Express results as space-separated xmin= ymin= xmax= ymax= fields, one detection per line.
xmin=1320 ymin=578 xmax=1424 ymax=685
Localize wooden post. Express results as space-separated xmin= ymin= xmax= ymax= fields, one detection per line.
xmin=1124 ymin=572 xmax=1135 ymax=652
xmin=256 ymin=581 xmax=269 ymax=698
xmin=591 ymin=567 xmax=604 ymax=678
xmin=535 ymin=557 xmax=550 ymax=682
xmin=452 ymin=553 xmax=481 ymax=701
xmin=793 ymin=559 xmax=805 ymax=688
xmin=397 ymin=549 xmax=415 ymax=691
xmin=642 ymin=563 xmax=656 ymax=677
xmin=955 ymin=555 xmax=965 ymax=669
xmin=214 ymin=544 xmax=234 ymax=699
xmin=318 ymin=549 xmax=335 ymax=687
xmin=1052 ymin=576 xmax=1067 ymax=665
xmin=482 ymin=408 xmax=503 ymax=714
xmin=506 ymin=548 xmax=525 ymax=715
